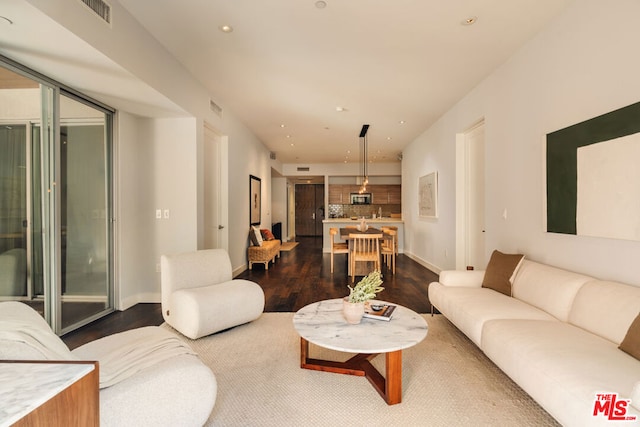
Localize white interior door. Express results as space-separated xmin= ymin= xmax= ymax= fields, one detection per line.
xmin=465 ymin=121 xmax=486 ymax=269
xmin=203 ymin=124 xmax=225 ymax=250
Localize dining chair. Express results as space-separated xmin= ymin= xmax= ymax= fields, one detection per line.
xmin=381 ymin=226 xmax=399 ymax=257
xmin=381 ymin=229 xmax=397 ymax=274
xmin=348 ymin=233 xmax=382 ymax=282
xmin=329 ymin=228 xmax=349 ymax=273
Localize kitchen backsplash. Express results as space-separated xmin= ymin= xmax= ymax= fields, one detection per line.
xmin=328 ymin=204 xmax=401 ymax=218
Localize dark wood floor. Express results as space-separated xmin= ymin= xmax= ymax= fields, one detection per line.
xmin=62 ymin=236 xmax=438 ymax=349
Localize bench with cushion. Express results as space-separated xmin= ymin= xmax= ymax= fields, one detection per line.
xmin=247 ymin=227 xmax=281 ymax=270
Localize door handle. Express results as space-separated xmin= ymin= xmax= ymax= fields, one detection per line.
xmin=218 ymin=225 xmax=225 ymax=230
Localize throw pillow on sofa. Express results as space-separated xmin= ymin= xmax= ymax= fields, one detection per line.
xmin=481 ymin=250 xmax=525 ymax=296
xmin=619 ymin=312 xmax=640 ymax=360
xmin=260 ymin=229 xmax=275 ymax=241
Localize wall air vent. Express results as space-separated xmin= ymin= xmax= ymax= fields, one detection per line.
xmin=209 ymin=99 xmax=223 ymax=117
xmin=79 ymin=0 xmax=111 ymax=25
xmin=297 ymin=167 xmax=310 ymax=172
xmin=270 ymin=152 xmax=276 ymax=160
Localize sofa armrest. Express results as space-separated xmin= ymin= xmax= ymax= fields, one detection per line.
xmin=437 ymin=270 xmax=485 ymax=287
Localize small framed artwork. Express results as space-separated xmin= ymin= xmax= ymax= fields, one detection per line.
xmin=419 ymin=171 xmax=438 ymax=218
xmin=250 ymin=175 xmax=261 ymax=226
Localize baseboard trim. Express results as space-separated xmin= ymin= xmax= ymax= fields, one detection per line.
xmin=404 ymin=251 xmax=442 ymax=275
xmin=233 ymin=264 xmax=248 ymax=277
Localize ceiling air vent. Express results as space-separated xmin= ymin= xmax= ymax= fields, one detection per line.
xmin=79 ymin=0 xmax=111 ymax=25
xmin=297 ymin=167 xmax=310 ymax=172
xmin=270 ymin=152 xmax=276 ymax=160
xmin=209 ymin=99 xmax=223 ymax=117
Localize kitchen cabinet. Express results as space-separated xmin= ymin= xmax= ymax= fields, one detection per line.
xmin=388 ymin=185 xmax=401 ymax=204
xmin=328 ymin=184 xmax=401 ymax=205
xmin=328 ymin=185 xmax=343 ymax=204
xmin=371 ymin=186 xmax=388 ymax=204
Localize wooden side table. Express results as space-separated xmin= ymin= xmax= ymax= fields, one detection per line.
xmin=0 ymin=360 xmax=99 ymax=426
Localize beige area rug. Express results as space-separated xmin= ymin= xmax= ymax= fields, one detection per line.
xmin=163 ymin=314 xmax=559 ymax=427
xmin=279 ymin=241 xmax=299 ymax=251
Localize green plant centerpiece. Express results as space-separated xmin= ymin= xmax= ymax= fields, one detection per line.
xmin=343 ymin=270 xmax=384 ymax=324
xmin=347 ymin=270 xmax=384 ymax=303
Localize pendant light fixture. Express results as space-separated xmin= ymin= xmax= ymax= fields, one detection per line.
xmin=359 ymin=124 xmax=370 ymax=193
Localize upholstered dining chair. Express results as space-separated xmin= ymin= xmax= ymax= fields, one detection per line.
xmin=381 ymin=228 xmax=397 ymax=274
xmin=330 ymin=227 xmax=349 ymax=273
xmin=348 ymin=233 xmax=382 ymax=282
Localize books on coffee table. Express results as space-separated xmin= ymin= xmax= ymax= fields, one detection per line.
xmin=363 ymin=303 xmax=396 ymax=321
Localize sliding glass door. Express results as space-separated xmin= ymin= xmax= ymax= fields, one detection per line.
xmin=0 ymin=60 xmax=113 ymax=334
xmin=58 ymin=93 xmax=112 ymax=331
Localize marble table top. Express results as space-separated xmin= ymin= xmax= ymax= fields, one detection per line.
xmin=293 ymin=298 xmax=428 ymax=354
xmin=0 ymin=362 xmax=95 ymax=427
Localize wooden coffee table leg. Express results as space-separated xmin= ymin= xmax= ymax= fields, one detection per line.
xmin=385 ymin=350 xmax=402 ymax=404
xmin=300 ymin=338 xmax=404 ymax=405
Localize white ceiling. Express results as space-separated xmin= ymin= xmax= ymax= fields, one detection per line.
xmin=1 ymin=0 xmax=573 ymax=165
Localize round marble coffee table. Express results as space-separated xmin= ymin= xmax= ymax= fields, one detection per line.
xmin=293 ymin=298 xmax=428 ymax=405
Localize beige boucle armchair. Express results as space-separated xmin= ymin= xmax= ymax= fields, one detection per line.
xmin=161 ymin=248 xmax=265 ymax=339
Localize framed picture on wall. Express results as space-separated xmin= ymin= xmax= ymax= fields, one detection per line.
xmin=419 ymin=171 xmax=438 ymax=218
xmin=250 ymin=175 xmax=261 ymax=225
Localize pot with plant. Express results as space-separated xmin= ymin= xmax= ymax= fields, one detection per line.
xmin=343 ymin=270 xmax=384 ymax=324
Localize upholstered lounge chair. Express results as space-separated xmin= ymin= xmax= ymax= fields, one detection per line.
xmin=0 ymin=301 xmax=216 ymax=427
xmin=161 ymin=248 xmax=265 ymax=339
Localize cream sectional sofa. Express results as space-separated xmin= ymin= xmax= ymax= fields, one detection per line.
xmin=429 ymin=259 xmax=640 ymax=427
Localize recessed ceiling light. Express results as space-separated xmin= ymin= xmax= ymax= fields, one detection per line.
xmin=315 ymin=1 xmax=327 ymax=9
xmin=399 ymin=120 xmax=405 ymax=124
xmin=286 ymin=135 xmax=291 ymax=138
xmin=290 ymin=143 xmax=295 ymax=147
xmin=218 ymin=25 xmax=233 ymax=33
xmin=387 ymin=137 xmax=392 ymax=141
xmin=280 ymin=124 xmax=286 ymax=128
xmin=461 ymin=16 xmax=477 ymax=26
xmin=336 ymin=106 xmax=347 ymax=112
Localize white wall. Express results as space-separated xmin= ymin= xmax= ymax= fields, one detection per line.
xmin=117 ymin=115 xmax=198 ymax=308
xmin=17 ymin=0 xmax=282 ymax=303
xmin=271 ymin=176 xmax=288 ymax=241
xmin=403 ymin=0 xmax=640 ymax=286
xmin=226 ymin=116 xmax=279 ymax=274
xmin=282 ymin=162 xmax=401 ymax=177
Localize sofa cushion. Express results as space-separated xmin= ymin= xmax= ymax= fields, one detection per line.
xmin=481 ymin=250 xmax=524 ymax=296
xmin=619 ymin=313 xmax=640 ymax=360
xmin=168 ymin=279 xmax=265 ymax=339
xmin=512 ymin=260 xmax=592 ymax=322
xmin=428 ymin=282 xmax=555 ymax=347
xmin=569 ymin=280 xmax=640 ymax=344
xmin=482 ymin=319 xmax=640 ymax=427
